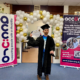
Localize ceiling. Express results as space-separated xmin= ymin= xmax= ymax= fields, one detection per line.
xmin=0 ymin=0 xmax=80 ymax=6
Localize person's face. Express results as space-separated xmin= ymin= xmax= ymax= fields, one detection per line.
xmin=69 ymin=40 xmax=71 ymax=42
xmin=63 ymin=45 xmax=64 ymax=47
xmin=43 ymin=29 xmax=49 ymax=35
xmin=70 ymin=43 xmax=72 ymax=45
xmin=73 ymin=39 xmax=76 ymax=42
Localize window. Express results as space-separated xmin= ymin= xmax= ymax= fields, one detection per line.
xmin=74 ymin=11 xmax=80 ymax=15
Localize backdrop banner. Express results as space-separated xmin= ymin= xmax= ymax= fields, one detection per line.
xmin=60 ymin=15 xmax=80 ymax=68
xmin=0 ymin=14 xmax=17 ymax=68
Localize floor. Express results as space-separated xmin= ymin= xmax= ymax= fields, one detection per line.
xmin=0 ymin=63 xmax=80 ymax=80
xmin=22 ymin=47 xmax=53 ymax=63
xmin=22 ymin=47 xmax=38 ymax=63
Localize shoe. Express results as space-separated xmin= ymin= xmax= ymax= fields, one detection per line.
xmin=37 ymin=75 xmax=42 ymax=80
xmin=45 ymin=75 xmax=49 ymax=80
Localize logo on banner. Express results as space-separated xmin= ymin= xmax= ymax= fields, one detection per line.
xmin=64 ymin=17 xmax=80 ymax=21
xmin=0 ymin=16 xmax=10 ymax=63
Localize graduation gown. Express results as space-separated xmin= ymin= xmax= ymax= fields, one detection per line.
xmin=27 ymin=35 xmax=55 ymax=76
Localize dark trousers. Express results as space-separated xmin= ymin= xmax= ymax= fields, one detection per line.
xmin=38 ymin=52 xmax=48 ymax=77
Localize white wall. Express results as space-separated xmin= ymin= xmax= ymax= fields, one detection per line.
xmin=53 ymin=47 xmax=61 ymax=63
xmin=0 ymin=4 xmax=10 ymax=14
xmin=28 ymin=20 xmax=52 ymax=36
xmin=28 ymin=20 xmax=43 ymax=32
xmin=64 ymin=5 xmax=69 ymax=14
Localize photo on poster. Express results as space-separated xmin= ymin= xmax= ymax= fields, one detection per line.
xmin=74 ymin=51 xmax=80 ymax=59
xmin=61 ymin=43 xmax=67 ymax=50
xmin=76 ymin=36 xmax=80 ymax=45
xmin=61 ymin=36 xmax=79 ymax=50
xmin=66 ymin=37 xmax=78 ymax=49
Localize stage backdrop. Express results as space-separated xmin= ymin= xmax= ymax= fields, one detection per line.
xmin=60 ymin=15 xmax=80 ymax=68
xmin=0 ymin=14 xmax=17 ymax=68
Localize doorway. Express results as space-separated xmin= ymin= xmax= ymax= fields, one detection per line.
xmin=22 ymin=20 xmax=53 ymax=63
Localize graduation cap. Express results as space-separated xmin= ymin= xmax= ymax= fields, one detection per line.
xmin=41 ymin=24 xmax=50 ymax=30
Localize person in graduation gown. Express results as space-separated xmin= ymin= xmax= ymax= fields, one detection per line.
xmin=27 ymin=24 xmax=55 ymax=80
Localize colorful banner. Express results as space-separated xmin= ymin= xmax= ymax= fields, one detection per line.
xmin=60 ymin=15 xmax=80 ymax=68
xmin=0 ymin=14 xmax=17 ymax=68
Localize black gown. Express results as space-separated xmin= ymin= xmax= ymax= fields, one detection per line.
xmin=27 ymin=35 xmax=55 ymax=76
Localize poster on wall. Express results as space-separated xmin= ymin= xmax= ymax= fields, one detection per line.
xmin=0 ymin=14 xmax=17 ymax=68
xmin=60 ymin=15 xmax=80 ymax=68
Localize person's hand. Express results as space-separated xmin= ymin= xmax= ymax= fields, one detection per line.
xmin=30 ymin=33 xmax=32 ymax=37
xmin=50 ymin=50 xmax=54 ymax=55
